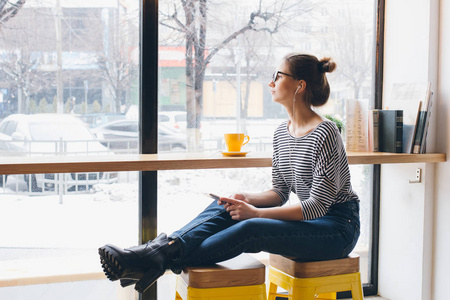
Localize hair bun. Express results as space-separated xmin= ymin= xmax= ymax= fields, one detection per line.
xmin=318 ymin=58 xmax=336 ymax=73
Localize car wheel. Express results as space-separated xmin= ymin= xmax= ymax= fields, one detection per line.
xmin=24 ymin=174 xmax=42 ymax=193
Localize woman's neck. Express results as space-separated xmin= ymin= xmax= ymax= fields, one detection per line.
xmin=287 ymin=104 xmax=323 ymax=137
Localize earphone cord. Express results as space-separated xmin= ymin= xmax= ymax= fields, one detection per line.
xmin=288 ymin=91 xmax=298 ymax=203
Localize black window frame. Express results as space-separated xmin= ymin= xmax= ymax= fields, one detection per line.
xmin=139 ymin=0 xmax=385 ymax=298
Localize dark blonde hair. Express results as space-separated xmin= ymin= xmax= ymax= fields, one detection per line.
xmin=284 ymin=53 xmax=336 ymax=107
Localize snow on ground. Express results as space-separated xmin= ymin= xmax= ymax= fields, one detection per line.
xmin=0 ymin=168 xmax=273 ymax=299
xmin=0 ymin=168 xmax=272 ymax=250
xmin=0 ymin=183 xmax=139 ymax=250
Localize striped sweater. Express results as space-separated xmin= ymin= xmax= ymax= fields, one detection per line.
xmin=271 ymin=120 xmax=359 ymax=220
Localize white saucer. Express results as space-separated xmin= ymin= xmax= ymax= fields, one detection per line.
xmin=221 ymin=151 xmax=250 ymax=157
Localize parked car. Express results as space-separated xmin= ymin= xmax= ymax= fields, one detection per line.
xmin=76 ymin=113 xmax=127 ymax=128
xmin=158 ymin=111 xmax=187 ymax=132
xmin=90 ymin=119 xmax=138 ymax=151
xmin=158 ymin=123 xmax=187 ymax=151
xmin=125 ymin=107 xmax=187 ymax=132
xmin=0 ymin=114 xmax=118 ymax=192
xmin=90 ymin=119 xmax=187 ymax=152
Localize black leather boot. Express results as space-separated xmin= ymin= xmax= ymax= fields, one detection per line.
xmin=117 ymin=236 xmax=182 ymax=288
xmin=98 ymin=233 xmax=181 ymax=293
xmin=117 ymin=238 xmax=154 ymax=288
xmin=119 ymin=278 xmax=137 ymax=288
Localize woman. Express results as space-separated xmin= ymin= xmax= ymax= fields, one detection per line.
xmin=98 ymin=53 xmax=360 ymax=293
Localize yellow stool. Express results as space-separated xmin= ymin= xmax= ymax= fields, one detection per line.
xmin=175 ymin=253 xmax=266 ymax=300
xmin=268 ymin=253 xmax=363 ymax=300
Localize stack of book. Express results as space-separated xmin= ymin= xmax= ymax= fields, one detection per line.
xmin=367 ymin=82 xmax=432 ymax=153
xmin=368 ymin=109 xmax=403 ymax=153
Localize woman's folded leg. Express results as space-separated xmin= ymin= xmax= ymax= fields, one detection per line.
xmin=171 ymin=212 xmax=359 ymax=271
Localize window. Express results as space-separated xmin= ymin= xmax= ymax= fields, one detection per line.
xmin=0 ymin=0 xmax=382 ymax=298
xmin=0 ymin=1 xmax=140 ymax=299
xmin=156 ymin=0 xmax=379 ymax=298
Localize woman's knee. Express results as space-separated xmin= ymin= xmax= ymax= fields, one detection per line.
xmin=236 ymin=218 xmax=270 ymax=234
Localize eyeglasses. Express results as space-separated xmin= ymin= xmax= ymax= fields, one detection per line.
xmin=272 ymin=71 xmax=295 ymax=82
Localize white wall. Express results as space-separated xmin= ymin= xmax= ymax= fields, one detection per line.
xmin=380 ymin=0 xmax=439 ymax=299
xmin=432 ymin=1 xmax=450 ymax=299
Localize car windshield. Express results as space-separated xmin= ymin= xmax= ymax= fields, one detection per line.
xmin=174 ymin=114 xmax=186 ymax=122
xmin=29 ymin=121 xmax=95 ymax=141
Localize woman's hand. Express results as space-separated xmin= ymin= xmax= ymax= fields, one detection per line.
xmin=220 ymin=197 xmax=260 ymax=220
xmin=229 ymin=193 xmax=248 ymax=201
xmin=218 ymin=193 xmax=248 ymax=207
xmin=217 ymin=190 xmax=282 ymax=209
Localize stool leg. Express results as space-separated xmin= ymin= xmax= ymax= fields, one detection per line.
xmin=175 ymin=290 xmax=183 ymax=300
xmin=268 ymin=282 xmax=278 ymax=300
xmin=351 ymin=273 xmax=364 ymax=300
xmin=293 ymin=286 xmax=316 ymax=300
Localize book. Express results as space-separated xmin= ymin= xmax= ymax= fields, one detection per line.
xmin=420 ymin=91 xmax=433 ymax=153
xmin=402 ymin=124 xmax=415 ymax=153
xmin=412 ymin=83 xmax=432 ymax=154
xmin=379 ymin=110 xmax=403 ymax=153
xmin=345 ymin=99 xmax=369 ymax=152
xmin=405 ymin=101 xmax=421 ymax=153
xmin=368 ymin=109 xmax=379 ymax=152
xmin=412 ymin=111 xmax=426 ymax=154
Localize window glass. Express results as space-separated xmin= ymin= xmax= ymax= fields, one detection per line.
xmin=0 ymin=1 xmax=140 ymax=298
xmin=158 ymin=0 xmax=375 ymax=152
xmin=2 ymin=121 xmax=17 ymax=136
xmin=158 ymin=0 xmax=376 ymax=297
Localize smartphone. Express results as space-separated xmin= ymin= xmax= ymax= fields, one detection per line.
xmin=208 ymin=193 xmax=221 ymax=201
xmin=207 ymin=193 xmax=232 ymax=205
xmin=208 ymin=193 xmax=230 ymax=204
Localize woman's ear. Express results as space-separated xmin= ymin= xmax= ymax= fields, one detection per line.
xmin=296 ymin=80 xmax=306 ymax=93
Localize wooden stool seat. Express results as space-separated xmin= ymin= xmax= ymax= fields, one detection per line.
xmin=175 ymin=254 xmax=267 ymax=299
xmin=268 ymin=253 xmax=363 ymax=300
xmin=270 ymin=253 xmax=360 ymax=278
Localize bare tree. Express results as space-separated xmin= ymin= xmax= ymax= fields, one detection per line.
xmin=96 ymin=6 xmax=139 ymax=113
xmin=97 ymin=53 xmax=137 ymax=113
xmin=1 ymin=1 xmax=138 ymax=114
xmin=218 ymin=36 xmax=275 ymax=131
xmin=0 ymin=0 xmax=25 ymax=28
xmin=160 ymin=0 xmax=309 ymax=149
xmin=325 ymin=8 xmax=372 ymax=99
xmin=0 ymin=51 xmax=53 ymax=113
xmin=0 ymin=51 xmax=38 ymax=113
xmin=0 ymin=4 xmax=58 ymax=113
xmin=220 ymin=31 xmax=279 ymax=118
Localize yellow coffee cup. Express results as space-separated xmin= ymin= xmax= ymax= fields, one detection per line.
xmin=224 ymin=133 xmax=250 ymax=152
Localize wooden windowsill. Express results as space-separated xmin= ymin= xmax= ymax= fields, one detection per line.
xmin=0 ymin=256 xmax=104 ymax=287
xmin=0 ymin=151 xmax=446 ymax=175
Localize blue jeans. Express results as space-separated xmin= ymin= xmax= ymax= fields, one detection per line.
xmin=169 ymin=200 xmax=360 ymax=272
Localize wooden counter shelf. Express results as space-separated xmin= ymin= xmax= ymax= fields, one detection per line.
xmin=0 ymin=152 xmax=445 ymax=175
xmin=346 ymin=151 xmax=446 ymax=165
